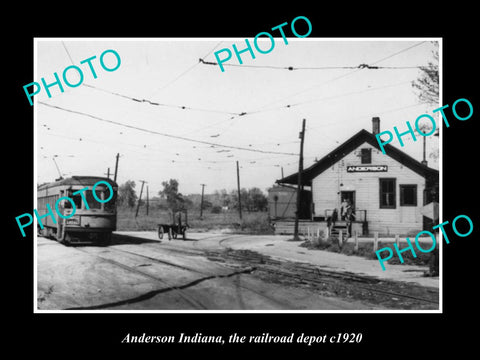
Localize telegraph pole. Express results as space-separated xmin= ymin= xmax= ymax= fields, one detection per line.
xmin=146 ymin=185 xmax=149 ymax=216
xmin=114 ymin=153 xmax=120 ymax=182
xmin=293 ymin=119 xmax=306 ymax=241
xmin=200 ymin=184 xmax=206 ymax=219
xmin=236 ymin=161 xmax=242 ymax=220
xmin=135 ymin=180 xmax=147 ymax=218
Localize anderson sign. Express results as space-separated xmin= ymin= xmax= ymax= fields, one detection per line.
xmin=347 ymin=165 xmax=388 ymax=172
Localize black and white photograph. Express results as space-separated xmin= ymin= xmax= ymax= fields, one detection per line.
xmin=7 ymin=6 xmax=479 ymax=355
xmin=33 ymin=38 xmax=441 ymax=312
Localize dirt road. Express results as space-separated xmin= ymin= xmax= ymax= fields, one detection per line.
xmin=36 ymin=231 xmax=439 ymax=311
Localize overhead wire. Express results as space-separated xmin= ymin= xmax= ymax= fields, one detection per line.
xmin=242 ymin=41 xmax=430 ymax=114
xmin=38 ymin=101 xmax=298 ymax=156
xmin=148 ymin=41 xmax=224 ymax=97
xmin=80 ymin=83 xmax=242 ymax=116
xmin=370 ymin=41 xmax=427 ymax=65
xmin=199 ymin=58 xmax=434 ymax=71
xmin=57 ymin=41 xmax=429 ymax=147
xmin=49 ymin=41 xmax=433 ymax=179
xmin=39 ymin=128 xmax=293 ymax=171
xmin=245 ymin=79 xmax=413 ymax=116
xmin=61 ymin=41 xmax=75 ymax=64
xmin=59 ymin=41 xmax=243 ymax=117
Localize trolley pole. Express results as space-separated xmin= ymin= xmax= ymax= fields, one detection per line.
xmin=135 ymin=180 xmax=147 ymax=218
xmin=52 ymin=156 xmax=63 ymax=180
xmin=236 ymin=161 xmax=242 ymax=220
xmin=293 ymin=119 xmax=306 ymax=241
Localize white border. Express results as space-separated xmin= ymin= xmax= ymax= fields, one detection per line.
xmin=34 ymin=37 xmax=443 ymax=314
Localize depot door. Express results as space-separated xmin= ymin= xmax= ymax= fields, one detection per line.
xmin=340 ymin=191 xmax=355 ymax=208
xmin=340 ymin=191 xmax=355 ymax=220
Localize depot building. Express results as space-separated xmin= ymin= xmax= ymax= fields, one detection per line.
xmin=274 ymin=117 xmax=439 ymax=236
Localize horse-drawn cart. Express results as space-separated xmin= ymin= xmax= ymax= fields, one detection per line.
xmin=157 ymin=210 xmax=188 ymax=240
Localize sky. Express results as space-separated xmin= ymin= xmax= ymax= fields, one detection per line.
xmin=35 ymin=38 xmax=440 ymax=196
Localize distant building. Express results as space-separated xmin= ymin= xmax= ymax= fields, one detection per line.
xmin=276 ymin=117 xmax=439 ymax=236
xmin=267 ymin=185 xmax=311 ymax=219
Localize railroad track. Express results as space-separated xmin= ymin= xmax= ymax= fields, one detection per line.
xmin=97 ymin=245 xmax=295 ymax=309
xmin=150 ymin=233 xmax=438 ymax=308
xmin=62 ymin=234 xmax=438 ymax=310
xmin=205 ymin=248 xmax=439 ymax=308
xmin=105 ymin=245 xmax=209 ymax=274
xmin=69 ymin=246 xmax=213 ymax=310
xmin=67 ymin=245 xmax=289 ymax=310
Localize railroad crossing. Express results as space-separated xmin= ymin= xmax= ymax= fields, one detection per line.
xmin=37 ymin=231 xmax=438 ymax=311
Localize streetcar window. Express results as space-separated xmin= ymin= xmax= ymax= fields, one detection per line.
xmin=104 ymin=191 xmax=117 ymax=211
xmin=85 ymin=190 xmax=102 ymax=209
xmin=72 ymin=194 xmax=83 ymax=209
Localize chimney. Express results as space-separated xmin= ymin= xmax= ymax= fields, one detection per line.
xmin=372 ymin=117 xmax=380 ymax=135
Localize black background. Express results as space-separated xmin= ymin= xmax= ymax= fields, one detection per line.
xmin=6 ymin=3 xmax=478 ymax=356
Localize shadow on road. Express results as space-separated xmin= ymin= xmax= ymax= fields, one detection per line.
xmin=111 ymin=233 xmax=199 ymax=245
xmin=110 ymin=233 xmax=159 ymax=245
xmin=178 ymin=238 xmax=198 ymax=242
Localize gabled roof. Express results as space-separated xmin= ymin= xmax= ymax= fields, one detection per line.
xmin=277 ymin=129 xmax=439 ymax=186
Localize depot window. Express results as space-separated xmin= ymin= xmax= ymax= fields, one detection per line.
xmin=379 ymin=178 xmax=396 ymax=209
xmin=361 ymin=148 xmax=372 ymax=164
xmin=400 ymin=184 xmax=417 ymax=206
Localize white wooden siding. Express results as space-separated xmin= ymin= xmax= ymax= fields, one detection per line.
xmin=312 ymin=141 xmax=425 ymax=235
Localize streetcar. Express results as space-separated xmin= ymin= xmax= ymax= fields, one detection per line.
xmin=37 ymin=176 xmax=118 ymax=246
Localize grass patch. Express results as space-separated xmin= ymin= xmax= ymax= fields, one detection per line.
xmin=300 ymin=233 xmax=432 ymax=267
xmin=116 ymin=207 xmax=273 ymax=234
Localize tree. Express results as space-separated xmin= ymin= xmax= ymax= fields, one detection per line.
xmin=248 ymin=187 xmax=268 ymax=211
xmin=213 ymin=189 xmax=231 ymax=207
xmin=158 ymin=179 xmax=185 ymax=215
xmin=412 ymin=43 xmax=440 ymax=163
xmin=412 ymin=44 xmax=439 ymax=106
xmin=117 ymin=180 xmax=137 ymax=208
xmin=229 ymin=187 xmax=267 ymax=212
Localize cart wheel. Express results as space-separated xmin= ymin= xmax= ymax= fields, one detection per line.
xmin=182 ymin=229 xmax=187 ymax=240
xmin=168 ymin=228 xmax=172 ymax=240
xmin=158 ymin=226 xmax=164 ymax=240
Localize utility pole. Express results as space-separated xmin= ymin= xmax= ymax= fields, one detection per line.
xmin=135 ymin=180 xmax=147 ymax=218
xmin=114 ymin=153 xmax=120 ymax=183
xmin=293 ymin=119 xmax=306 ymax=241
xmin=104 ymin=167 xmax=110 ymax=179
xmin=416 ymin=124 xmax=428 ymax=166
xmin=236 ymin=161 xmax=242 ymax=220
xmin=146 ymin=185 xmax=149 ymax=216
xmin=200 ymin=184 xmax=206 ymax=219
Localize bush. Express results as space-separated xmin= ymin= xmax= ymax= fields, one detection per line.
xmin=301 ymin=235 xmax=432 ymax=266
xmin=239 ymin=214 xmax=274 ymax=234
xmin=211 ymin=205 xmax=222 ymax=214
